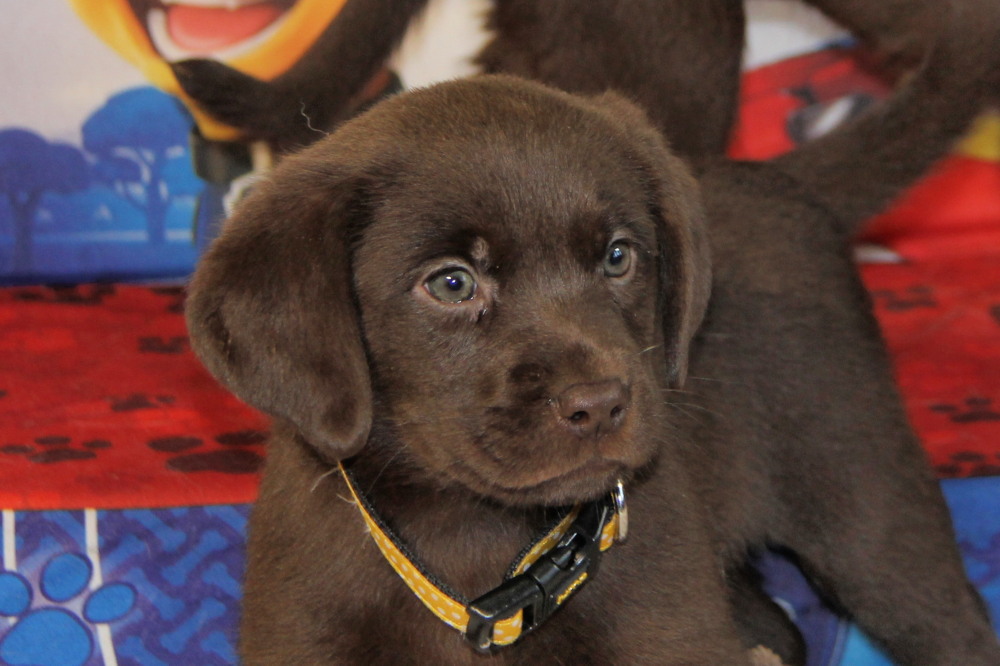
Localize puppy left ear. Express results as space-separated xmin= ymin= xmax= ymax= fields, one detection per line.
xmin=587 ymin=92 xmax=712 ymax=387
xmin=186 ymin=153 xmax=375 ymax=462
xmin=656 ymin=168 xmax=712 ymax=389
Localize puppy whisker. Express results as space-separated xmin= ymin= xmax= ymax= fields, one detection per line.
xmin=686 ymin=375 xmax=742 ymax=386
xmin=365 ymin=445 xmax=407 ymax=495
xmin=669 ymin=401 xmax=723 ymax=419
xmin=310 ymin=466 xmax=340 ymax=494
xmin=664 ymin=403 xmax=711 ymax=426
xmin=657 ymin=387 xmax=699 ymax=397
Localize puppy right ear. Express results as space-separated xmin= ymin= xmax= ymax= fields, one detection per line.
xmin=186 ymin=157 xmax=373 ymax=462
xmin=586 ymin=91 xmax=712 ymax=389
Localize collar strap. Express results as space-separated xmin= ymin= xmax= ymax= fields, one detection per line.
xmin=338 ymin=463 xmax=628 ymax=653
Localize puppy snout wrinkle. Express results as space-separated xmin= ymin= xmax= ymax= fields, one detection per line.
xmin=555 ymin=380 xmax=629 ymax=438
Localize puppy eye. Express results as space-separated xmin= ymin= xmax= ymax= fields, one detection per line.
xmin=425 ymin=268 xmax=477 ymax=303
xmin=603 ymin=241 xmax=632 ymax=278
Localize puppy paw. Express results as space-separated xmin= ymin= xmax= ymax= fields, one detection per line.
xmin=748 ymin=646 xmax=789 ymax=666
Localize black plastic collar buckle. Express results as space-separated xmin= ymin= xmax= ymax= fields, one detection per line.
xmin=464 ymin=501 xmax=610 ymax=653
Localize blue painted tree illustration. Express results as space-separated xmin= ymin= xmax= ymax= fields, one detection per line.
xmin=0 ymin=129 xmax=89 ymax=274
xmin=82 ymin=88 xmax=198 ymax=245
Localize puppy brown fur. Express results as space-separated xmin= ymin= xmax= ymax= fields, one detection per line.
xmin=479 ymin=0 xmax=945 ymax=160
xmin=187 ymin=3 xmax=1000 ymax=663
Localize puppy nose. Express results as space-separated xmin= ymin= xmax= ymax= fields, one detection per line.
xmin=555 ymin=380 xmax=629 ymax=438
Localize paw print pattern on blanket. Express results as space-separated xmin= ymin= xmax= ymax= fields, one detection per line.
xmin=147 ymin=430 xmax=266 ymax=474
xmin=0 ymin=553 xmax=136 ymax=666
xmin=936 ymin=454 xmax=1000 ymax=479
xmin=10 ymin=285 xmax=116 ymax=306
xmin=931 ymin=397 xmax=1000 ymax=423
xmin=1 ymin=437 xmax=112 ymax=464
xmin=148 ymin=286 xmax=186 ymax=314
xmin=138 ymin=336 xmax=189 ymax=354
xmin=108 ymin=393 xmax=176 ymax=412
xmin=870 ymin=285 xmax=937 ymax=311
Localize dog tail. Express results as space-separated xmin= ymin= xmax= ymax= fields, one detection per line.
xmin=769 ymin=0 xmax=1000 ymax=239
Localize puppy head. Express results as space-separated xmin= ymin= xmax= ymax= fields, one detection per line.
xmin=186 ymin=75 xmax=710 ymax=505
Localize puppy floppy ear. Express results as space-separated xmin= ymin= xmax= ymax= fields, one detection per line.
xmin=186 ymin=156 xmax=373 ymax=461
xmin=587 ymin=92 xmax=712 ymax=387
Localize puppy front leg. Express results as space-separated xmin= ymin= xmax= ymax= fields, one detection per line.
xmin=773 ymin=415 xmax=1000 ymax=665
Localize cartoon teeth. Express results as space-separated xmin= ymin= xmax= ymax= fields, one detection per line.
xmin=147 ymin=1 xmax=293 ymax=62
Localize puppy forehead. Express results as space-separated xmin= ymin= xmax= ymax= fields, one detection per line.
xmin=365 ymin=138 xmax=650 ymax=266
xmin=366 ymin=169 xmax=644 ymax=277
xmin=346 ymin=77 xmax=663 ymax=281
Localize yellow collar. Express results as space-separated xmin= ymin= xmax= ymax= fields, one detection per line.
xmin=339 ymin=463 xmax=628 ymax=653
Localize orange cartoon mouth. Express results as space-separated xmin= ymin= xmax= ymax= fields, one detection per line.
xmin=131 ymin=0 xmax=298 ymax=61
xmin=69 ymin=0 xmax=348 ymax=139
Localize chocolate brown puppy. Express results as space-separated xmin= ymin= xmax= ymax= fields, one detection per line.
xmin=186 ymin=3 xmax=1000 ymax=664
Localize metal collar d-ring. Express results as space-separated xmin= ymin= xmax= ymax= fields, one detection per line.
xmin=611 ymin=478 xmax=629 ymax=544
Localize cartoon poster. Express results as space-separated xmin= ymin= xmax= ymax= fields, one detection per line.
xmin=1 ymin=5 xmax=200 ymax=285
xmin=0 ymin=0 xmax=485 ymax=287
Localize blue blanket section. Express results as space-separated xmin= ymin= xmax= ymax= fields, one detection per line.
xmin=0 ymin=478 xmax=997 ymax=665
xmin=0 ymin=507 xmax=248 ymax=666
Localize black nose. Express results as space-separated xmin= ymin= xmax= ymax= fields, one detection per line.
xmin=555 ymin=380 xmax=629 ymax=438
